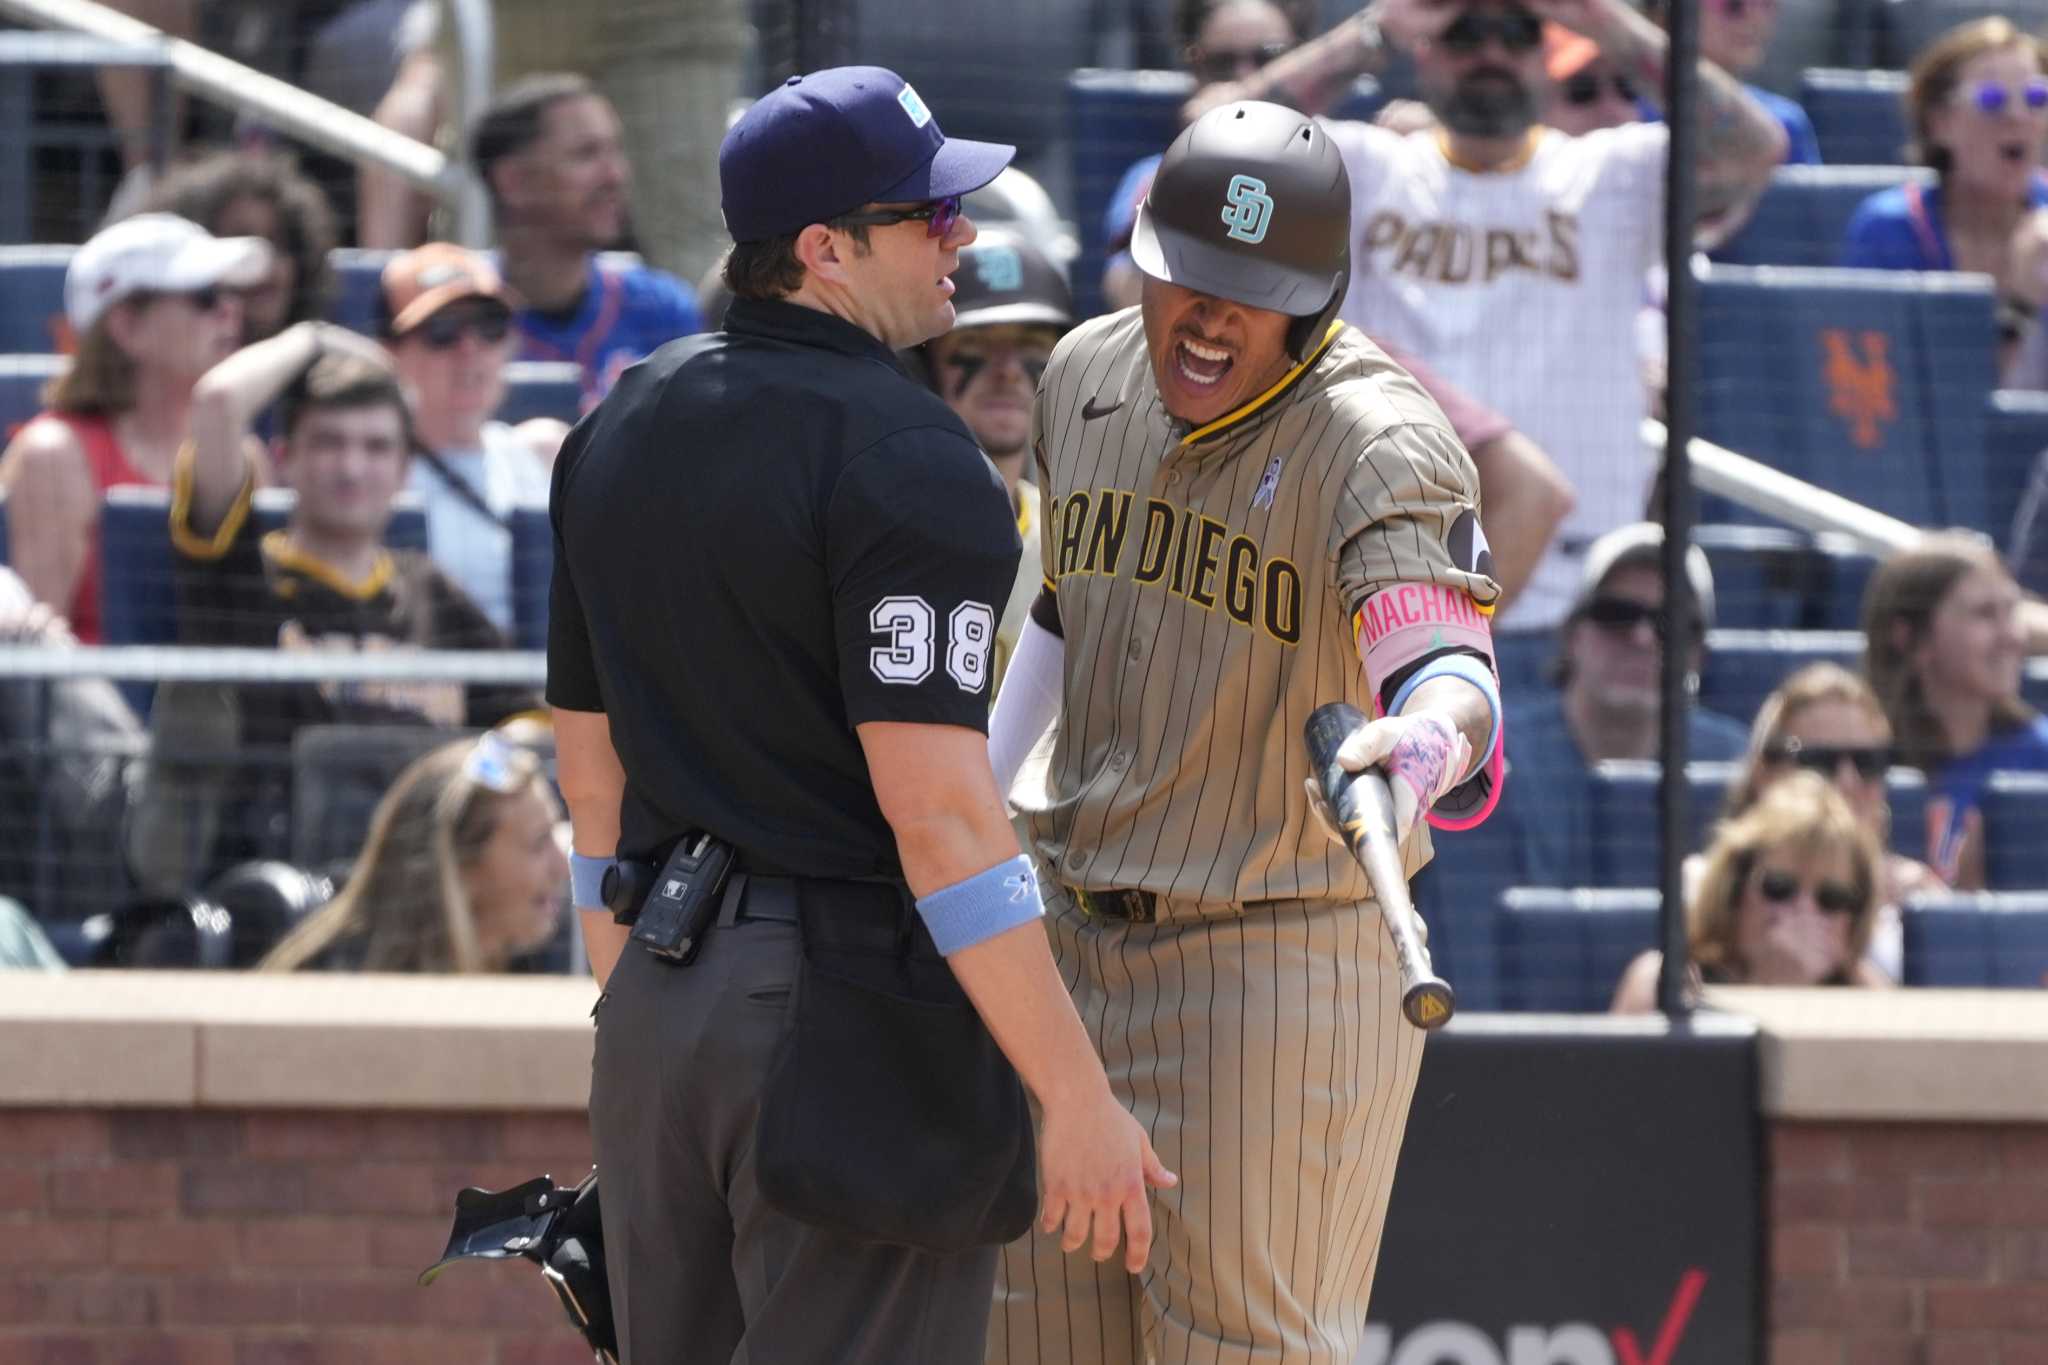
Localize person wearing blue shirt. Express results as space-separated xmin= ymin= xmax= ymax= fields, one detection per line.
xmin=1642 ymin=0 xmax=1820 ymax=164
xmin=470 ymin=73 xmax=701 ymax=413
xmin=1863 ymin=533 xmax=2048 ymax=889
xmin=1499 ymin=524 xmax=1752 ymax=887
xmin=1841 ymin=19 xmax=2048 ymax=278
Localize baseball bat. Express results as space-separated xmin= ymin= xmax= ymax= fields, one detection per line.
xmin=1304 ymin=702 xmax=1456 ymax=1031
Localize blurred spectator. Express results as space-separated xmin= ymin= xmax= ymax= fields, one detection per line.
xmin=144 ymin=151 xmax=341 ymax=347
xmin=1612 ymin=769 xmax=1888 ymax=1010
xmin=1646 ymin=0 xmax=1821 ymax=163
xmin=1840 ymin=18 xmax=2048 ymax=303
xmin=470 ymin=75 xmax=702 ymax=411
xmin=0 ymin=214 xmax=270 ymax=642
xmin=1704 ymin=662 xmax=1945 ymax=983
xmin=910 ymin=230 xmax=1072 ymax=692
xmin=1306 ymin=0 xmax=1782 ymax=648
xmin=139 ymin=326 xmax=531 ymax=883
xmin=0 ymin=567 xmax=143 ymax=927
xmin=377 ymin=244 xmax=563 ymax=631
xmin=1863 ymin=533 xmax=2048 ymax=889
xmin=1543 ymin=24 xmax=1642 ymax=137
xmin=1102 ymin=0 xmax=1302 ymax=312
xmin=94 ymin=1 xmax=199 ymax=177
xmin=259 ymin=731 xmax=568 ymax=972
xmin=1505 ymin=524 xmax=1750 ymax=885
xmin=0 ymin=897 xmax=64 ymax=970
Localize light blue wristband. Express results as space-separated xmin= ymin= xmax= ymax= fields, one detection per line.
xmin=915 ymin=855 xmax=1045 ymax=955
xmin=1387 ymin=652 xmax=1502 ymax=771
xmin=569 ymin=853 xmax=611 ymax=910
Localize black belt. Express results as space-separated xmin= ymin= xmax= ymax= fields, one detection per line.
xmin=714 ymin=871 xmax=803 ymax=926
xmin=1068 ymin=886 xmax=1157 ymax=923
xmin=716 ymin=869 xmax=943 ymax=958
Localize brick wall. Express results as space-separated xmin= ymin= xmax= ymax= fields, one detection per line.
xmin=1770 ymin=1122 xmax=2048 ymax=1365
xmin=0 ymin=1107 xmax=597 ymax=1365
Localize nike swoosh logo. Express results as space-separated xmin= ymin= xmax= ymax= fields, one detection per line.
xmin=1081 ymin=396 xmax=1126 ymax=420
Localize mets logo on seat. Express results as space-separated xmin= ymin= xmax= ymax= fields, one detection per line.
xmin=1222 ymin=174 xmax=1274 ymax=244
xmin=1820 ymin=328 xmax=1895 ymax=450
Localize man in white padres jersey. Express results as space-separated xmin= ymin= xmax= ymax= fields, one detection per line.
xmin=1206 ymin=0 xmax=1783 ymax=643
xmin=915 ymin=229 xmax=1075 ymax=692
xmin=985 ymin=101 xmax=1505 ymax=1365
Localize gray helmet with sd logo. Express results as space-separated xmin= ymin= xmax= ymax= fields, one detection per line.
xmin=1129 ymin=100 xmax=1352 ymax=360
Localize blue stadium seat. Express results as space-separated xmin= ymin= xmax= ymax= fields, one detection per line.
xmin=1693 ymin=523 xmax=1822 ymax=630
xmin=1884 ymin=768 xmax=1930 ymax=864
xmin=327 ymin=248 xmax=394 ymax=337
xmin=0 ymin=354 xmax=60 ymax=440
xmin=0 ymin=245 xmax=74 ymax=353
xmin=100 ymin=486 xmax=429 ymax=649
xmin=1714 ymin=165 xmax=1933 ymax=269
xmin=1411 ymin=805 xmax=1517 ymax=1013
xmin=1983 ymin=772 xmax=2048 ymax=892
xmin=1986 ymin=390 xmax=2048 ymax=563
xmin=1698 ymin=629 xmax=1861 ymax=724
xmin=509 ymin=503 xmax=552 ymax=652
xmin=1697 ymin=266 xmax=1996 ymax=535
xmin=1498 ymin=887 xmax=1661 ymax=1013
xmin=1811 ymin=533 xmax=1879 ymax=631
xmin=1065 ymin=69 xmax=1381 ymax=318
xmin=1901 ymin=892 xmax=2048 ymax=987
xmin=1799 ymin=68 xmax=1910 ymax=166
xmin=497 ymin=362 xmax=582 ymax=428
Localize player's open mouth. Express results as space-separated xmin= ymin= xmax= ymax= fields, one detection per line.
xmin=1175 ymin=337 xmax=1233 ymax=389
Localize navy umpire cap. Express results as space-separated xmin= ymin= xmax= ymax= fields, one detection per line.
xmin=1131 ymin=100 xmax=1352 ymax=358
xmin=720 ymin=66 xmax=1016 ymax=243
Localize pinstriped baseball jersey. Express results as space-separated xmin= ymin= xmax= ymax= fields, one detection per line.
xmin=1027 ymin=308 xmax=1499 ymax=912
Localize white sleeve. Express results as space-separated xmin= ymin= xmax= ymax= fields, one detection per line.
xmin=988 ymin=616 xmax=1064 ymax=797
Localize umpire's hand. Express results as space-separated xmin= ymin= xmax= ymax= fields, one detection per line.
xmin=1037 ymin=1085 xmax=1177 ymax=1272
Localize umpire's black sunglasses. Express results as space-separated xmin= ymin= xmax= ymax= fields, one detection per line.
xmin=836 ymin=195 xmax=964 ymax=240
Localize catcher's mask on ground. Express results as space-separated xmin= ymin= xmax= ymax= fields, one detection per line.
xmin=420 ymin=1168 xmax=615 ymax=1363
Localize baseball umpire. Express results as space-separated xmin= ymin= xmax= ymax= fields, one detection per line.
xmin=547 ymin=66 xmax=1170 ymax=1364
xmin=984 ymin=101 xmax=1506 ymax=1364
xmin=913 ymin=228 xmax=1075 ymax=692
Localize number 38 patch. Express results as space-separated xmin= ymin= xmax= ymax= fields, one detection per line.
xmin=869 ymin=595 xmax=996 ymax=693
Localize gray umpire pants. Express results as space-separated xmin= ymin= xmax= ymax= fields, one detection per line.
xmin=589 ymin=886 xmax=1000 ymax=1364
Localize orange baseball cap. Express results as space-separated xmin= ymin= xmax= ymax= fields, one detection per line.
xmin=1543 ymin=22 xmax=1600 ymax=82
xmin=379 ymin=243 xmax=515 ymax=336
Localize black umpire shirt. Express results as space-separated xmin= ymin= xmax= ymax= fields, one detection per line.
xmin=546 ymin=297 xmax=1020 ymax=877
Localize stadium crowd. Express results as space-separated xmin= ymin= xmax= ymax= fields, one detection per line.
xmin=0 ymin=0 xmax=2044 ymax=1008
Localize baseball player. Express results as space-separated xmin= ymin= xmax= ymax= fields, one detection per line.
xmin=915 ymin=228 xmax=1076 ymax=691
xmin=984 ymin=102 xmax=1506 ymax=1365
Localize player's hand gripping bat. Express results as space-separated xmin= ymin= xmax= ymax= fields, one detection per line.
xmin=1304 ymin=702 xmax=1455 ymax=1030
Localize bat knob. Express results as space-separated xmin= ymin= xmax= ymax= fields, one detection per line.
xmin=1401 ymin=978 xmax=1456 ymax=1030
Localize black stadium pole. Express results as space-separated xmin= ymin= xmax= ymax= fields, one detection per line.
xmin=1657 ymin=0 xmax=1703 ymax=1017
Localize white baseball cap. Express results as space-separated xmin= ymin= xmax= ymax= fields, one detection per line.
xmin=65 ymin=213 xmax=273 ymax=334
xmin=1573 ymin=522 xmax=1717 ymax=631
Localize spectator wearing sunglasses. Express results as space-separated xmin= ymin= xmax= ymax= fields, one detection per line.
xmin=260 ymin=731 xmax=569 ymax=973
xmin=0 ymin=214 xmax=270 ymax=643
xmin=1293 ymin=0 xmax=1780 ymax=641
xmin=1703 ymin=663 xmax=1943 ymax=983
xmin=1544 ymin=24 xmax=1642 ymax=136
xmin=377 ymin=244 xmax=563 ymax=633
xmin=1841 ymin=18 xmax=2048 ymax=296
xmin=1862 ymin=533 xmax=2048 ymax=890
xmin=1501 ymin=523 xmax=1750 ymax=886
xmin=1612 ymin=769 xmax=1888 ymax=1011
xmin=1101 ymin=0 xmax=1301 ymax=313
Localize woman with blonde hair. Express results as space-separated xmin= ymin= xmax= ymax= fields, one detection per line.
xmin=1705 ymin=662 xmax=1944 ymax=979
xmin=1614 ymin=770 xmax=1889 ymax=1011
xmin=0 ymin=213 xmax=268 ymax=641
xmin=1862 ymin=533 xmax=2048 ymax=888
xmin=261 ymin=731 xmax=569 ymax=973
